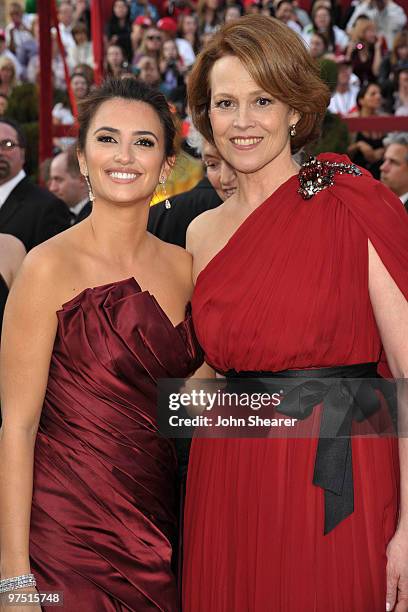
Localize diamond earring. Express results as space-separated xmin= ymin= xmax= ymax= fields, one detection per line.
xmin=159 ymin=176 xmax=171 ymax=209
xmin=289 ymin=124 xmax=297 ymax=137
xmin=84 ymin=174 xmax=95 ymax=202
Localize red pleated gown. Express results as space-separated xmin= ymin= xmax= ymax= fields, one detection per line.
xmin=183 ymin=154 xmax=408 ymax=612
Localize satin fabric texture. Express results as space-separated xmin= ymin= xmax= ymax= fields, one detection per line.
xmin=183 ymin=154 xmax=408 ymax=612
xmin=29 ymin=278 xmax=202 ymax=611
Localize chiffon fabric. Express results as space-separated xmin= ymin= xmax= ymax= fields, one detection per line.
xmin=29 ymin=278 xmax=202 ymax=611
xmin=183 ymin=154 xmax=408 ymax=612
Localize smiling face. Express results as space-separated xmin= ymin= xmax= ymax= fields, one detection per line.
xmin=77 ymin=98 xmax=168 ymax=207
xmin=208 ymin=55 xmax=299 ymax=175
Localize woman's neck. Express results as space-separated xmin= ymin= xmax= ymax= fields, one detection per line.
xmin=236 ymin=151 xmax=299 ymax=211
xmin=85 ymin=198 xmax=151 ymax=267
xmin=360 ymin=107 xmax=377 ymax=116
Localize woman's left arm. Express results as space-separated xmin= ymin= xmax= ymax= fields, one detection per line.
xmin=368 ymin=240 xmax=408 ymax=612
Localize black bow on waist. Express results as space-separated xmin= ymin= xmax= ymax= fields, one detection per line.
xmin=225 ymin=363 xmax=394 ymax=534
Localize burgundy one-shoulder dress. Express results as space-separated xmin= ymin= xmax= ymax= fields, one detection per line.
xmin=29 ymin=277 xmax=202 ymax=611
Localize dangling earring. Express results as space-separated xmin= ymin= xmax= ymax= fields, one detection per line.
xmin=84 ymin=174 xmax=95 ymax=202
xmin=160 ymin=175 xmax=171 ymax=209
xmin=289 ymin=124 xmax=297 ymax=137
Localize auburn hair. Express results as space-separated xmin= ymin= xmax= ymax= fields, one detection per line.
xmin=188 ymin=15 xmax=330 ymax=152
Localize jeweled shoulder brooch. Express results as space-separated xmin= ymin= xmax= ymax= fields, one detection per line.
xmin=297 ymin=157 xmax=362 ymax=200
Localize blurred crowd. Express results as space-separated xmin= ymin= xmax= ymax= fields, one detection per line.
xmin=0 ymin=0 xmax=407 ymax=180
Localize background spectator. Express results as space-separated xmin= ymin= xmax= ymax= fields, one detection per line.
xmin=56 ymin=0 xmax=76 ymax=56
xmin=197 ymin=0 xmax=223 ymax=35
xmin=106 ymin=43 xmax=128 ymax=77
xmin=0 ymin=57 xmax=18 ymax=98
xmin=348 ymin=82 xmax=386 ymax=177
xmin=0 ymin=28 xmax=22 ymax=81
xmin=106 ymin=0 xmax=133 ymax=63
xmin=303 ymin=3 xmax=349 ymax=53
xmin=157 ymin=17 xmax=196 ymax=67
xmin=14 ymin=14 xmax=38 ymax=80
xmin=133 ymin=26 xmax=163 ymax=65
xmin=179 ymin=14 xmax=201 ymax=51
xmin=67 ymin=22 xmax=94 ymax=70
xmin=310 ymin=0 xmax=343 ymax=27
xmin=48 ymin=145 xmax=91 ymax=224
xmin=275 ymin=0 xmax=303 ymax=33
xmin=380 ymin=131 xmax=408 ymax=208
xmin=346 ymin=0 xmax=407 ymax=49
xmin=346 ymin=16 xmax=384 ymax=83
xmin=0 ymin=118 xmax=70 ymax=251
xmin=5 ymin=2 xmax=34 ymax=57
xmin=160 ymin=38 xmax=186 ymax=96
xmin=129 ymin=0 xmax=159 ymax=23
xmin=378 ymin=29 xmax=408 ymax=87
xmin=328 ymin=59 xmax=360 ymax=114
xmin=136 ymin=55 xmax=162 ymax=87
xmin=72 ymin=0 xmax=91 ymax=38
xmin=393 ymin=65 xmax=408 ymax=114
xmin=131 ymin=15 xmax=153 ymax=54
xmin=308 ymin=31 xmax=332 ymax=59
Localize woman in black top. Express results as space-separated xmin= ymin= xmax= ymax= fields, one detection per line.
xmin=106 ymin=0 xmax=133 ymax=63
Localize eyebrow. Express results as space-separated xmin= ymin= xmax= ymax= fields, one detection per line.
xmin=212 ymin=89 xmax=270 ymax=97
xmin=93 ymin=127 xmax=158 ymax=142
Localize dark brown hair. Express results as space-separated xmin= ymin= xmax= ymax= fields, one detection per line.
xmin=77 ymin=78 xmax=177 ymax=159
xmin=188 ymin=15 xmax=330 ymax=152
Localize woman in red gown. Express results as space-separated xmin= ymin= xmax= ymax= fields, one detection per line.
xmin=0 ymin=79 xmax=202 ymax=611
xmin=183 ymin=15 xmax=408 ymax=612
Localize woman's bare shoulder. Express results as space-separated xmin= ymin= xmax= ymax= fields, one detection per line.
xmin=189 ymin=202 xmax=227 ymax=235
xmin=11 ymin=227 xmax=86 ymax=307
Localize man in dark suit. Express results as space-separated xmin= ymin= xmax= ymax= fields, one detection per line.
xmin=148 ymin=139 xmax=237 ymax=247
xmin=0 ymin=118 xmax=71 ymax=250
xmin=49 ymin=144 xmax=92 ymax=225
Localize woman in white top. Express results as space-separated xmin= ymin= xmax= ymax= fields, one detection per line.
xmin=303 ymin=3 xmax=349 ymax=54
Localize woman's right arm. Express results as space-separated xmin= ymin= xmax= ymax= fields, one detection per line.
xmin=0 ymin=250 xmax=60 ymax=580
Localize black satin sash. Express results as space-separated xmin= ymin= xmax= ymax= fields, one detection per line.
xmin=225 ymin=363 xmax=393 ymax=534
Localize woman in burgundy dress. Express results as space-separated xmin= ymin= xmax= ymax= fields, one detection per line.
xmin=183 ymin=15 xmax=408 ymax=612
xmin=0 ymin=78 xmax=202 ymax=611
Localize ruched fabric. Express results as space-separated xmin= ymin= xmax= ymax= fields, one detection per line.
xmin=30 ymin=278 xmax=202 ymax=611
